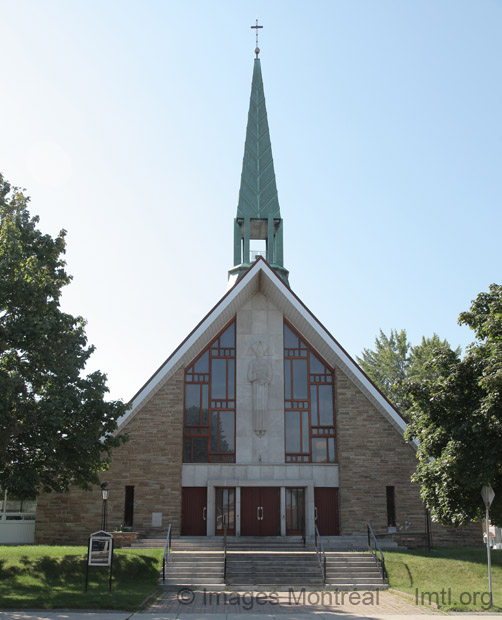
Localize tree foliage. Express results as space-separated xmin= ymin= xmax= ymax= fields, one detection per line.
xmin=357 ymin=329 xmax=458 ymax=419
xmin=406 ymin=284 xmax=502 ymax=526
xmin=0 ymin=174 xmax=128 ymax=499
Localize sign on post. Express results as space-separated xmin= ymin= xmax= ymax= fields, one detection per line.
xmin=85 ymin=530 xmax=114 ymax=591
xmin=482 ymin=485 xmax=495 ymax=510
xmin=481 ymin=485 xmax=495 ymax=608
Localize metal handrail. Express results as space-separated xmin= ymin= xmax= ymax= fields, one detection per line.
xmin=161 ymin=522 xmax=172 ymax=583
xmin=314 ymin=524 xmax=327 ymax=584
xmin=223 ymin=516 xmax=227 ymax=584
xmin=367 ymin=522 xmax=387 ymax=582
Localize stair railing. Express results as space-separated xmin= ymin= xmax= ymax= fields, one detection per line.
xmin=367 ymin=522 xmax=387 ymax=582
xmin=314 ymin=524 xmax=327 ymax=584
xmin=161 ymin=522 xmax=172 ymax=583
xmin=223 ymin=516 xmax=228 ymax=584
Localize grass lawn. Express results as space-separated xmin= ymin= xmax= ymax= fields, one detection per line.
xmin=385 ymin=546 xmax=502 ymax=611
xmin=0 ymin=545 xmax=163 ymax=610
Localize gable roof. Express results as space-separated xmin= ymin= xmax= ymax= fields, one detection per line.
xmin=115 ymin=256 xmax=408 ymax=438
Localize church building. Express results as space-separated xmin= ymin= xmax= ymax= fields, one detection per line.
xmin=35 ymin=47 xmax=478 ymax=547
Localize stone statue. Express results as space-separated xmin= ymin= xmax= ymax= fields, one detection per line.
xmin=247 ymin=341 xmax=273 ymax=436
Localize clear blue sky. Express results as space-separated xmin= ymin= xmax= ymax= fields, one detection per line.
xmin=1 ymin=1 xmax=501 ymax=401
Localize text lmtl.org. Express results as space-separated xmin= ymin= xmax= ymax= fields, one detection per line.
xmin=415 ymin=588 xmax=492 ymax=609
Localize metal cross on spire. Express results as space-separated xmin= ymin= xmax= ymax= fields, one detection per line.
xmin=251 ymin=19 xmax=263 ymax=57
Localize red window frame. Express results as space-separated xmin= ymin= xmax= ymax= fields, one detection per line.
xmin=284 ymin=320 xmax=337 ymax=463
xmin=183 ymin=320 xmax=236 ymax=463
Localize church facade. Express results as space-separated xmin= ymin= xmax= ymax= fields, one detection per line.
xmin=35 ymin=52 xmax=479 ymax=547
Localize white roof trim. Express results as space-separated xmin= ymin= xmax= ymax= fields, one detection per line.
xmin=115 ymin=266 xmax=259 ymax=430
xmin=116 ymin=257 xmax=409 ymax=440
xmin=263 ymin=270 xmax=408 ymax=435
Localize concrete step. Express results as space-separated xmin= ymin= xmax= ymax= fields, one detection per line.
xmin=227 ymin=544 xmax=307 ymax=551
xmin=131 ymin=540 xmax=165 ymax=548
xmin=162 ymin=578 xmax=225 ymax=585
xmin=169 ymin=559 xmax=223 ymax=564
xmin=227 ymin=568 xmax=321 ymax=575
xmin=160 ymin=537 xmax=225 ymax=586
xmin=323 ymin=550 xmax=387 ymax=589
xmin=327 ymin=580 xmax=386 ymax=587
xmin=172 ymin=551 xmax=223 ymax=557
xmin=321 ymin=536 xmax=399 ymax=551
xmin=326 ymin=561 xmax=380 ymax=567
xmin=324 ymin=584 xmax=389 ymax=591
xmin=227 ymin=579 xmax=323 ymax=584
xmin=227 ymin=555 xmax=316 ymax=559
xmin=226 ymin=536 xmax=306 ymax=550
xmin=164 ymin=567 xmax=224 ymax=572
xmin=225 ymin=545 xmax=323 ymax=587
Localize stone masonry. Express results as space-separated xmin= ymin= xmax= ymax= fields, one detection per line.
xmin=35 ymin=367 xmax=184 ymax=545
xmin=35 ymin=314 xmax=481 ymax=546
xmin=336 ymin=367 xmax=480 ymax=544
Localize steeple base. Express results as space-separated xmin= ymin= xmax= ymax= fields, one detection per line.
xmin=227 ymin=261 xmax=289 ymax=291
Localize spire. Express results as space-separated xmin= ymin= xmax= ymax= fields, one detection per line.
xmin=228 ymin=50 xmax=289 ymax=287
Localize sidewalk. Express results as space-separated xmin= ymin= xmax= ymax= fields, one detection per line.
xmin=1 ymin=587 xmax=502 ymax=619
xmin=1 ymin=610 xmax=502 ymax=620
xmin=0 ymin=590 xmax=501 ymax=620
xmin=146 ymin=588 xmax=433 ymax=615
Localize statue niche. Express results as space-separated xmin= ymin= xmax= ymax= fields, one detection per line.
xmin=247 ymin=341 xmax=273 ymax=437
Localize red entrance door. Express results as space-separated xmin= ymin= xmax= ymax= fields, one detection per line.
xmin=181 ymin=487 xmax=207 ymax=535
xmin=314 ymin=487 xmax=339 ymax=535
xmin=241 ymin=487 xmax=280 ymax=536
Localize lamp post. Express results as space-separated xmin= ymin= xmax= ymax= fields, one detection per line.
xmin=101 ymin=482 xmax=109 ymax=532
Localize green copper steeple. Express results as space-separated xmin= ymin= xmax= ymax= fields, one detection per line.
xmin=228 ymin=54 xmax=289 ymax=286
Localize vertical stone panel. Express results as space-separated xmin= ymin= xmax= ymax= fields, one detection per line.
xmin=235 ymin=292 xmax=284 ymax=465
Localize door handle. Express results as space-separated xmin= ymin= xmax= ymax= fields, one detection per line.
xmin=257 ymin=506 xmax=260 ymax=521
xmin=203 ymin=507 xmax=207 ymax=521
xmin=314 ymin=507 xmax=318 ymax=521
xmin=259 ymin=506 xmax=264 ymax=521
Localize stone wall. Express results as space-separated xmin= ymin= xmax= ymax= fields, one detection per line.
xmin=335 ymin=367 xmax=480 ymax=546
xmin=35 ymin=367 xmax=184 ymax=545
xmin=393 ymin=521 xmax=482 ymax=548
xmin=35 ymin=322 xmax=482 ymax=547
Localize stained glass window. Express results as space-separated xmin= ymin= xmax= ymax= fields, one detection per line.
xmin=284 ymin=322 xmax=336 ymax=463
xmin=184 ymin=321 xmax=236 ymax=463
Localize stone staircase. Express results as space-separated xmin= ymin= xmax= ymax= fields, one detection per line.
xmin=134 ymin=537 xmax=225 ymax=586
xmin=132 ymin=535 xmax=389 ymax=589
xmin=324 ymin=551 xmax=388 ymax=590
xmin=226 ymin=537 xmax=323 ymax=587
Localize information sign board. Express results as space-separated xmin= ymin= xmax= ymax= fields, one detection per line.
xmin=85 ymin=531 xmax=114 ymax=591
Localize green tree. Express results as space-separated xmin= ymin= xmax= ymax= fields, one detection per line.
xmin=409 ymin=334 xmax=461 ymax=382
xmin=358 ymin=330 xmax=459 ymax=420
xmin=406 ymin=284 xmax=502 ymax=526
xmin=357 ymin=328 xmax=411 ymax=413
xmin=0 ymin=174 xmax=127 ymax=500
